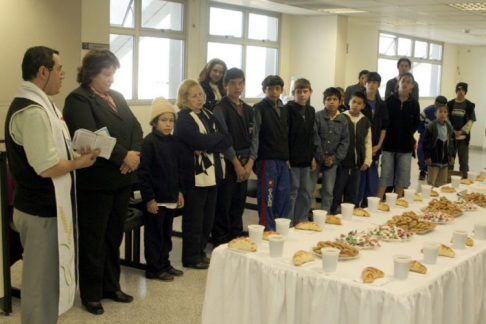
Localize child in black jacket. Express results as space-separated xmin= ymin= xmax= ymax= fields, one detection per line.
xmin=138 ymin=97 xmax=185 ymax=281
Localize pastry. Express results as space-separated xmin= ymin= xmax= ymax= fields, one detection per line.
xmin=313 ymin=241 xmax=359 ymax=257
xmin=430 ymin=189 xmax=439 ymax=197
xmin=362 ymin=267 xmax=384 ymax=283
xmin=396 ymin=199 xmax=409 ymax=208
xmin=410 ymin=260 xmax=427 ymax=274
xmin=450 ymin=236 xmax=474 ymax=247
xmin=414 ymin=193 xmax=423 ymax=202
xmin=263 ymin=231 xmax=279 ymax=241
xmin=463 ymin=192 xmax=486 ymax=207
xmin=368 ymin=225 xmax=413 ymax=241
xmin=422 ymin=197 xmax=463 ymax=217
xmin=337 ymin=230 xmax=381 ymax=248
xmin=386 ymin=211 xmax=436 ymax=233
xmin=438 ymin=244 xmax=455 ymax=258
xmin=477 ymin=175 xmax=485 ymax=182
xmin=295 ymin=221 xmax=322 ymax=232
xmin=325 ymin=215 xmax=342 ymax=225
xmin=441 ymin=186 xmax=456 ymax=193
xmin=292 ymin=250 xmax=315 ymax=266
xmin=353 ymin=208 xmax=370 ymax=217
xmin=378 ymin=202 xmax=390 ymax=211
xmin=461 ymin=178 xmax=473 ymax=185
xmin=228 ymin=237 xmax=257 ymax=252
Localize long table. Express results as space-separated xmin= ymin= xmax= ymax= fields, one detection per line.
xmin=202 ymin=186 xmax=486 ymax=324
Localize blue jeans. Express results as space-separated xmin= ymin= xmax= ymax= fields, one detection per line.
xmin=357 ymin=160 xmax=379 ymax=208
xmin=379 ymin=151 xmax=412 ymax=188
xmin=288 ymin=166 xmax=313 ymax=226
xmin=417 ymin=136 xmax=426 ymax=172
xmin=331 ymin=166 xmax=360 ymax=214
xmin=319 ymin=163 xmax=338 ymax=213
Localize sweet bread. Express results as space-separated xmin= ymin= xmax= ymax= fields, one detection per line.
xmin=396 ymin=199 xmax=408 ymax=208
xmin=228 ymin=237 xmax=257 ymax=252
xmin=292 ymin=250 xmax=315 ymax=266
xmin=410 ymin=260 xmax=427 ymax=274
xmin=477 ymin=175 xmax=485 ymax=182
xmin=325 ymin=215 xmax=342 ymax=225
xmin=362 ymin=267 xmax=384 ymax=283
xmin=378 ymin=202 xmax=390 ymax=211
xmin=353 ymin=208 xmax=370 ymax=217
xmin=450 ymin=236 xmax=474 ymax=247
xmin=295 ymin=221 xmax=322 ymax=232
xmin=441 ymin=186 xmax=456 ymax=193
xmin=461 ymin=178 xmax=473 ymax=185
xmin=438 ymin=244 xmax=455 ymax=258
xmin=430 ymin=190 xmax=439 ymax=197
xmin=414 ymin=194 xmax=423 ymax=202
xmin=263 ymin=231 xmax=279 ymax=241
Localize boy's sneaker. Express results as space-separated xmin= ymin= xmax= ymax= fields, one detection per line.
xmin=419 ymin=171 xmax=427 ymax=181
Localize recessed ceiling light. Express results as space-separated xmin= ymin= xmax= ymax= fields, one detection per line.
xmin=316 ymin=8 xmax=367 ymax=14
xmin=381 ymin=20 xmax=425 ymax=26
xmin=449 ymin=3 xmax=486 ymax=11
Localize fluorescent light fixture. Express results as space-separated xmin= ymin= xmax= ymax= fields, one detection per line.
xmin=382 ymin=20 xmax=425 ymax=26
xmin=449 ymin=3 xmax=486 ymax=11
xmin=316 ymin=8 xmax=367 ymax=14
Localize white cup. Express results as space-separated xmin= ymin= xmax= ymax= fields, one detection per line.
xmin=451 ymin=175 xmax=461 ymax=189
xmin=386 ymin=192 xmax=398 ymax=206
xmin=313 ymin=210 xmax=327 ymax=228
xmin=341 ymin=203 xmax=354 ymax=220
xmin=321 ymin=247 xmax=340 ymax=272
xmin=423 ymin=242 xmax=440 ymax=265
xmin=268 ymin=235 xmax=285 ymax=258
xmin=275 ymin=218 xmax=291 ymax=237
xmin=421 ymin=184 xmax=432 ymax=199
xmin=452 ymin=230 xmax=468 ymax=249
xmin=404 ymin=189 xmax=415 ymax=203
xmin=474 ymin=223 xmax=486 ymax=240
xmin=248 ymin=225 xmax=264 ymax=246
xmin=368 ymin=197 xmax=380 ymax=213
xmin=394 ymin=254 xmax=411 ymax=280
xmin=480 ymin=169 xmax=486 ymax=179
xmin=468 ymin=171 xmax=478 ymax=182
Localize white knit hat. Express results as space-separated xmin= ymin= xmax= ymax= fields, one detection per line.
xmin=150 ymin=97 xmax=177 ymax=124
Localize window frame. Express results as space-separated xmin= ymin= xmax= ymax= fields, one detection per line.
xmin=377 ymin=31 xmax=444 ymax=99
xmin=110 ymin=0 xmax=187 ymax=104
xmin=207 ymin=2 xmax=281 ymax=101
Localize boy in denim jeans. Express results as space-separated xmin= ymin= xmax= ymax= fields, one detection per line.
xmin=313 ymin=87 xmax=349 ymax=212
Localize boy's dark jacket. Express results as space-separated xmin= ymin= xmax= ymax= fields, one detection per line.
xmin=340 ymin=112 xmax=371 ymax=169
xmin=286 ymin=100 xmax=316 ymax=168
xmin=422 ymin=120 xmax=456 ymax=164
xmin=362 ymin=95 xmax=389 ymax=161
xmin=138 ymin=129 xmax=185 ymax=203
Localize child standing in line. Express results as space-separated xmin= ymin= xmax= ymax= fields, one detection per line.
xmin=314 ymin=87 xmax=350 ymax=213
xmin=423 ymin=104 xmax=456 ymax=187
xmin=138 ymin=97 xmax=185 ymax=281
xmin=248 ymin=75 xmax=290 ymax=231
xmin=286 ymin=78 xmax=318 ymax=225
xmin=330 ymin=91 xmax=371 ymax=214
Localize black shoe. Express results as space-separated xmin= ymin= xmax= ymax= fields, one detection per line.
xmin=419 ymin=171 xmax=427 ymax=181
xmin=82 ymin=301 xmax=104 ymax=315
xmin=168 ymin=267 xmax=184 ymax=277
xmin=184 ymin=262 xmax=209 ymax=270
xmin=157 ymin=272 xmax=174 ymax=281
xmin=102 ymin=290 xmax=133 ymax=303
xmin=201 ymin=255 xmax=211 ymax=264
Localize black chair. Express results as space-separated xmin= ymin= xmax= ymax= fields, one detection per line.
xmin=120 ymin=207 xmax=145 ymax=270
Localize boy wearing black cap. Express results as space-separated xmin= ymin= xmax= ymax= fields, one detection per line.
xmin=417 ymin=95 xmax=448 ymax=180
xmin=447 ymin=82 xmax=476 ymax=179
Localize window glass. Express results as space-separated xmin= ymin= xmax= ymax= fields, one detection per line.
xmin=110 ymin=0 xmax=134 ymax=28
xmin=429 ymin=43 xmax=442 ymax=60
xmin=141 ymin=0 xmax=183 ymax=31
xmin=209 ymin=8 xmax=243 ymax=38
xmin=377 ymin=58 xmax=398 ymax=96
xmin=379 ymin=34 xmax=396 ymax=56
xmin=245 ymin=46 xmax=278 ymax=98
xmin=248 ymin=13 xmax=278 ymax=41
xmin=397 ymin=38 xmax=412 ymax=57
xmin=110 ymin=34 xmax=134 ymax=99
xmin=207 ymin=42 xmax=242 ymax=69
xmin=414 ymin=40 xmax=428 ymax=59
xmin=413 ymin=62 xmax=441 ymax=97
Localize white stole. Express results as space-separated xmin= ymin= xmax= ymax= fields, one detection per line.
xmin=14 ymin=81 xmax=76 ymax=315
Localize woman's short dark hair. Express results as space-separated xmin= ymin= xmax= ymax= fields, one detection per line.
xmin=22 ymin=46 xmax=59 ymax=81
xmin=77 ymin=49 xmax=120 ymax=85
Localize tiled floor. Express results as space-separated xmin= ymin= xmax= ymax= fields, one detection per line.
xmin=2 ymin=148 xmax=485 ymax=323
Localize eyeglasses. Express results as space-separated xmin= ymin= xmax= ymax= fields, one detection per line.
xmin=47 ymin=67 xmax=65 ymax=77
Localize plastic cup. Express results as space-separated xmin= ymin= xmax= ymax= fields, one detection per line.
xmin=268 ymin=235 xmax=285 ymax=258
xmin=275 ymin=218 xmax=291 ymax=237
xmin=404 ymin=189 xmax=415 ymax=203
xmin=451 ymin=175 xmax=461 ymax=189
xmin=248 ymin=225 xmax=264 ymax=246
xmin=386 ymin=192 xmax=398 ymax=206
xmin=423 ymin=242 xmax=440 ymax=265
xmin=421 ymin=184 xmax=432 ymax=199
xmin=313 ymin=210 xmax=327 ymax=228
xmin=452 ymin=230 xmax=468 ymax=249
xmin=368 ymin=197 xmax=380 ymax=213
xmin=321 ymin=247 xmax=340 ymax=272
xmin=474 ymin=223 xmax=486 ymax=240
xmin=468 ymin=172 xmax=478 ymax=182
xmin=341 ymin=203 xmax=354 ymax=220
xmin=480 ymin=169 xmax=486 ymax=179
xmin=394 ymin=255 xmax=411 ymax=280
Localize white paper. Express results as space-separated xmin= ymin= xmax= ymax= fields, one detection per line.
xmin=72 ymin=128 xmax=116 ymax=159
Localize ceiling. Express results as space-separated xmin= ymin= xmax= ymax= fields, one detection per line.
xmin=214 ymin=0 xmax=486 ymax=45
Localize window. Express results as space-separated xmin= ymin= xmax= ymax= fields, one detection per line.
xmin=208 ymin=4 xmax=280 ymax=99
xmin=377 ymin=32 xmax=443 ymax=98
xmin=110 ymin=0 xmax=185 ymax=101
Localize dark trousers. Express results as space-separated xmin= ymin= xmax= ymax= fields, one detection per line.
xmin=330 ymin=166 xmax=360 ymax=214
xmin=456 ymin=139 xmax=469 ymax=178
xmin=77 ymin=186 xmax=131 ymax=302
xmin=182 ymin=185 xmax=218 ymax=265
xmin=144 ymin=207 xmax=175 ymax=278
xmin=212 ymin=163 xmax=247 ymax=245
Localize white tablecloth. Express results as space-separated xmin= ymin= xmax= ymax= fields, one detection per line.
xmin=202 ymin=186 xmax=486 ymax=324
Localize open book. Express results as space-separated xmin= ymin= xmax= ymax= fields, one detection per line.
xmin=72 ymin=128 xmax=116 ymax=159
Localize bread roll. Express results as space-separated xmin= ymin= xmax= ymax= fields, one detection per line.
xmin=228 ymin=237 xmax=257 ymax=252
xmin=325 ymin=215 xmax=342 ymax=225
xmin=410 ymin=260 xmax=427 ymax=274
xmin=461 ymin=178 xmax=473 ymax=185
xmin=361 ymin=267 xmax=384 ymax=283
xmin=414 ymin=194 xmax=423 ymax=202
xmin=295 ymin=221 xmax=322 ymax=232
xmin=396 ymin=199 xmax=409 ymax=208
xmin=263 ymin=231 xmax=279 ymax=241
xmin=438 ymin=244 xmax=455 ymax=258
xmin=378 ymin=202 xmax=390 ymax=211
xmin=292 ymin=250 xmax=315 ymax=266
xmin=431 ymin=190 xmax=439 ymax=197
xmin=353 ymin=208 xmax=370 ymax=217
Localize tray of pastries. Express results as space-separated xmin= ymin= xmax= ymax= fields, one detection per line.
xmin=336 ymin=230 xmax=381 ymax=249
xmin=312 ymin=241 xmax=360 ymax=260
xmin=453 ymin=197 xmax=478 ymax=211
xmin=386 ymin=211 xmax=436 ymax=234
xmin=421 ymin=197 xmax=463 ymax=217
xmin=367 ymin=225 xmax=414 ymax=242
xmin=463 ymin=192 xmax=486 ymax=207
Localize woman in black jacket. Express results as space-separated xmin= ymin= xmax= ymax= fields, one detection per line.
xmin=198 ymin=58 xmax=227 ymax=110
